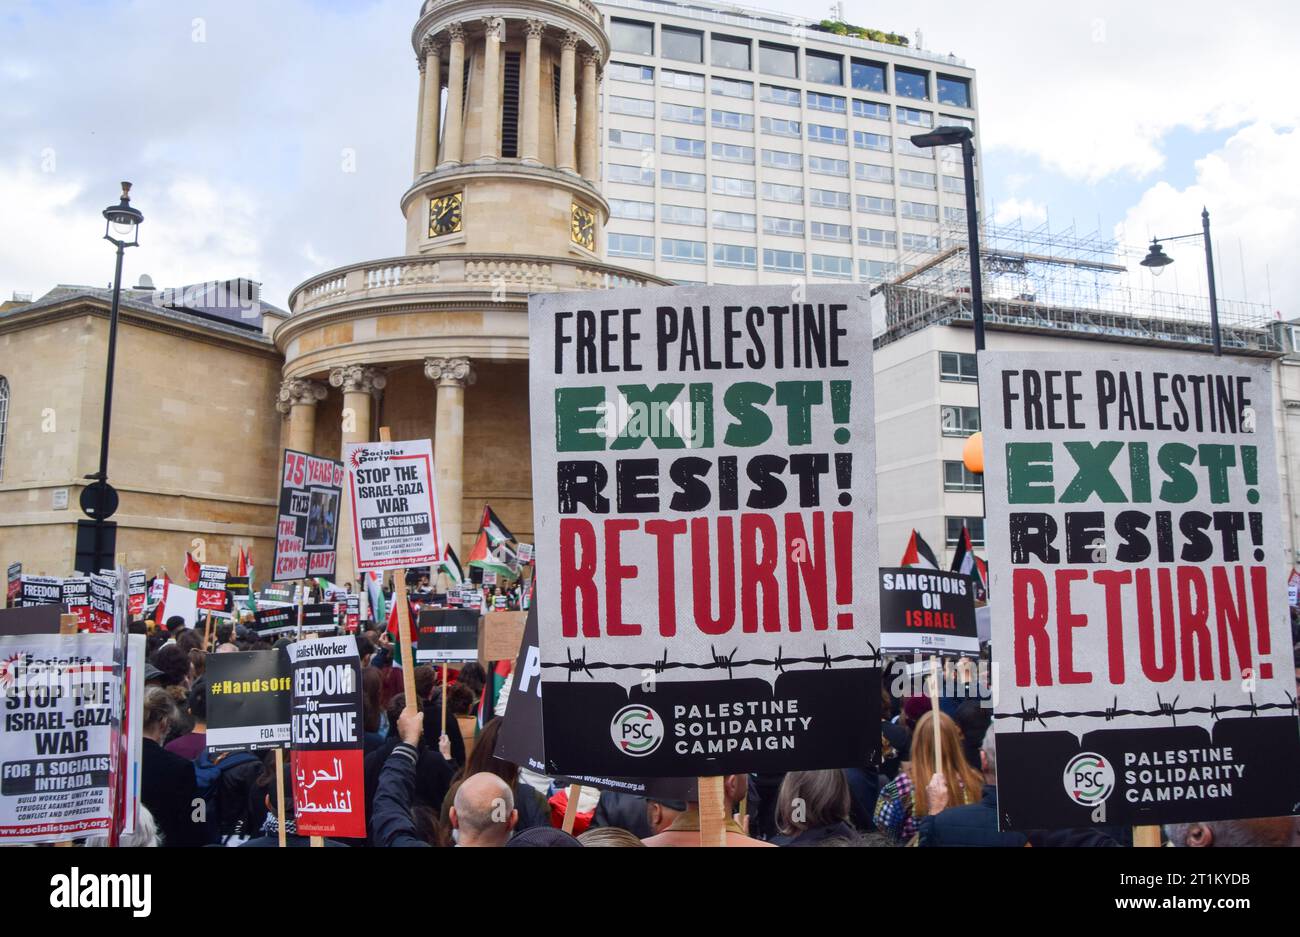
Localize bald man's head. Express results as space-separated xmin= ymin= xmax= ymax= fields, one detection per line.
xmin=451 ymin=773 xmax=517 ymax=846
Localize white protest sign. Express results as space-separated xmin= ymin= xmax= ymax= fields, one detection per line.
xmin=344 ymin=439 xmax=442 ymax=572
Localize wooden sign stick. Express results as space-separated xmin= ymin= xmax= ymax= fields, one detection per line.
xmin=379 ymin=428 xmax=420 ymax=711
xmin=929 ymin=656 xmax=942 ymax=775
xmin=273 ymin=747 xmax=288 ymax=848
xmin=203 ymin=611 xmax=213 ymax=651
xmin=561 ymin=783 xmax=582 ymax=834
xmin=698 ymin=775 xmax=728 ymax=847
xmin=1133 ymin=825 xmax=1162 ymax=847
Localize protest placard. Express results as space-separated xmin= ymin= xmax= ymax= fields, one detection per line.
xmin=528 ymin=284 xmax=881 ymax=776
xmin=879 ymin=567 xmax=979 ymax=657
xmin=254 ymin=606 xmax=297 ymax=639
xmin=127 ymin=570 xmax=147 ymax=618
xmin=20 ymin=576 xmax=62 ymax=609
xmin=6 ymin=563 xmax=20 ymax=607
xmin=344 ymin=439 xmax=441 ymax=571
xmin=415 ymin=608 xmax=480 ymax=663
xmin=302 ymin=603 xmax=340 ymax=635
xmin=0 ymin=633 xmax=144 ymax=844
xmin=206 ymin=650 xmax=292 ymax=753
xmin=0 ymin=605 xmax=65 ymax=636
xmin=981 ymin=349 xmax=1300 ymax=828
xmin=479 ymin=611 xmax=527 ymax=663
xmin=273 ymin=449 xmax=345 ymax=582
xmin=61 ymin=578 xmax=89 ymax=630
xmin=345 ymin=595 xmax=360 ymax=633
xmin=196 ymin=565 xmax=229 ymax=612
xmin=87 ymin=574 xmax=115 ymax=634
xmin=289 ymin=635 xmax=366 ymax=839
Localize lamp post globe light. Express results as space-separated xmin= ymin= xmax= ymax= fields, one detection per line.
xmin=80 ymin=182 xmax=144 ymax=572
xmin=910 ymin=126 xmax=985 ymax=351
xmin=1139 ymin=208 xmax=1222 ymax=356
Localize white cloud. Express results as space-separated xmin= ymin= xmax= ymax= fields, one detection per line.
xmin=1116 ymin=122 xmax=1299 ymax=319
xmin=993 ymin=197 xmax=1047 ymax=227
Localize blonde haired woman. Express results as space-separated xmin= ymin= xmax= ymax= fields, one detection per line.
xmin=873 ymin=710 xmax=983 ymax=843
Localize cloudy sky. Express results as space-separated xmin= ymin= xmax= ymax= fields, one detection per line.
xmin=1 ymin=0 xmax=1297 ymax=317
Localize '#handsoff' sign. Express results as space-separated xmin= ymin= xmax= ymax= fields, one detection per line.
xmin=344 ymin=439 xmax=441 ymax=571
xmin=529 ymin=284 xmax=881 ymax=777
xmin=981 ymin=350 xmax=1300 ymax=829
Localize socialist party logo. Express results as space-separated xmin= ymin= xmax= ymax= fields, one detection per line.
xmin=611 ymin=705 xmax=664 ymax=757
xmin=1063 ymin=752 xmax=1115 ymax=807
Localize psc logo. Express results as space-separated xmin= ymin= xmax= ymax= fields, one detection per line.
xmin=610 ymin=704 xmax=664 ymax=757
xmin=1063 ymin=752 xmax=1115 ymax=807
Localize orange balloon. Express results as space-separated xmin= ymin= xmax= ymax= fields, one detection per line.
xmin=963 ymin=432 xmax=984 ymax=475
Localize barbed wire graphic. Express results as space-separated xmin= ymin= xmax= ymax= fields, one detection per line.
xmin=542 ymin=642 xmax=881 ymax=681
xmin=995 ymin=692 xmax=1299 ymax=728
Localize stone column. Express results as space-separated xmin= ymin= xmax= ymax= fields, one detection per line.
xmin=419 ymin=37 xmax=442 ymax=174
xmin=441 ymin=24 xmax=467 ymax=167
xmin=413 ymin=54 xmax=426 ymax=177
xmin=276 ymin=378 xmax=328 ymax=455
xmin=578 ymin=51 xmax=600 ymax=182
xmin=556 ymin=32 xmax=578 ymax=173
xmin=520 ymin=19 xmax=545 ymax=164
xmin=478 ymin=17 xmax=503 ymax=162
xmin=330 ymin=365 xmax=387 ymax=589
xmin=424 ymin=357 xmax=476 ymax=557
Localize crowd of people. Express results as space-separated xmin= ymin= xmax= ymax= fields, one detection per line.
xmin=95 ymin=616 xmax=1300 ymax=849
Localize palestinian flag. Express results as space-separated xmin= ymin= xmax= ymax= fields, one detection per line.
xmin=900 ymin=530 xmax=940 ymax=570
xmin=366 ymin=571 xmax=386 ymax=625
xmin=950 ymin=525 xmax=987 ymax=597
xmin=239 ymin=549 xmax=258 ymax=613
xmin=479 ymin=506 xmax=515 ymax=547
xmin=466 ymin=528 xmax=516 ymax=580
xmin=152 ymin=574 xmax=170 ymax=625
xmin=478 ymin=659 xmax=512 ymax=729
xmin=440 ymin=545 xmax=464 ymax=585
xmin=184 ymin=552 xmax=201 ymax=588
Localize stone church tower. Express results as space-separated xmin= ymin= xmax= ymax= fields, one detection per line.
xmin=272 ymin=0 xmax=668 ymax=581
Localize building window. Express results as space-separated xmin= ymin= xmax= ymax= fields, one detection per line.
xmin=854 ymin=131 xmax=891 ymax=152
xmin=940 ymin=351 xmax=979 ymax=383
xmin=0 ymin=376 xmax=7 ymax=481
xmin=897 ymin=107 xmax=933 ymax=128
xmin=661 ymin=204 xmax=706 ymax=226
xmin=899 ymin=169 xmax=937 ymax=189
xmin=760 ymin=84 xmax=800 ymax=107
xmin=661 ymin=169 xmax=706 ymax=191
xmin=608 ymin=162 xmax=654 ymax=186
xmin=811 ymin=221 xmax=851 ymax=242
xmin=661 ymin=103 xmax=705 ymax=125
xmin=900 ymin=200 xmax=939 ymax=221
xmin=937 ymin=75 xmax=971 ymax=108
xmin=763 ymin=215 xmax=804 ymax=237
xmin=711 ymin=34 xmax=751 ymax=70
xmin=660 ymin=69 xmax=705 ymax=92
xmin=609 ymin=128 xmax=654 ymax=151
xmin=860 ymin=259 xmax=897 ymax=281
xmin=851 ymin=58 xmax=886 ymax=92
xmin=608 ymin=61 xmax=654 ymax=84
xmin=762 ymin=182 xmax=804 ymax=203
xmin=661 ymin=134 xmax=705 ymax=158
xmin=896 ymin=136 xmax=933 ymax=158
xmin=608 ymin=233 xmax=654 ymax=258
xmin=610 ymin=95 xmax=654 ymax=118
xmin=713 ymin=175 xmax=756 ymax=198
xmin=857 ymin=195 xmax=895 ymax=216
xmin=762 ymin=148 xmax=802 ymax=171
xmin=944 ymin=462 xmax=983 ymax=492
xmin=901 ymin=232 xmax=940 ymax=252
xmin=805 ymin=49 xmax=843 ymax=86
xmin=609 ymin=198 xmax=654 ymax=221
xmin=711 ymin=76 xmax=753 ymax=99
xmin=940 ymin=114 xmax=975 ymax=131
xmin=610 ymin=19 xmax=653 ymax=55
xmin=761 ymin=116 xmax=801 ymax=138
xmin=895 ymin=66 xmax=930 ymax=100
xmin=946 ymin=516 xmax=985 ymax=547
xmin=714 ymin=243 xmax=757 ymax=268
xmin=662 ymin=26 xmax=703 ymax=63
xmin=807 ymin=124 xmax=847 ymax=145
xmin=712 ymin=209 xmax=756 ymax=231
xmin=941 ymin=405 xmax=981 ymax=437
xmin=943 ymin=175 xmax=966 ymax=194
xmin=857 ymin=227 xmax=896 ymax=248
xmin=809 ymin=188 xmax=850 ymax=210
xmin=763 ymin=249 xmax=805 ymax=273
xmin=853 ymin=99 xmax=890 ymax=121
xmin=812 ymin=254 xmax=853 ymax=278
xmin=712 ymin=141 xmax=754 ymax=163
xmin=944 ymin=206 xmax=967 ymax=223
xmin=662 ymin=238 xmax=707 ymax=264
xmin=856 ymin=162 xmax=893 ymax=184
xmin=711 ymin=109 xmax=753 ymax=132
xmin=806 ymin=92 xmax=846 ymax=114
xmin=759 ymin=41 xmax=798 ymax=78
xmin=809 ymin=155 xmax=848 ymax=177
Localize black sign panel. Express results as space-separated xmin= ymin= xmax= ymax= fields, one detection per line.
xmin=878 ymin=567 xmax=979 ymax=657
xmin=206 ymin=650 xmax=292 ymax=753
xmin=415 ymin=608 xmax=479 ymax=663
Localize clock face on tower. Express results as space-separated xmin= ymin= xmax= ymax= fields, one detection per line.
xmin=429 ymin=192 xmax=463 ymax=237
xmin=571 ymin=202 xmax=596 ymax=251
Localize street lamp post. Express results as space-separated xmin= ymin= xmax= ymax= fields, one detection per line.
xmin=910 ymin=126 xmax=984 ymax=350
xmin=81 ymin=183 xmax=143 ymax=571
xmin=1140 ymin=208 xmax=1222 ymax=356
